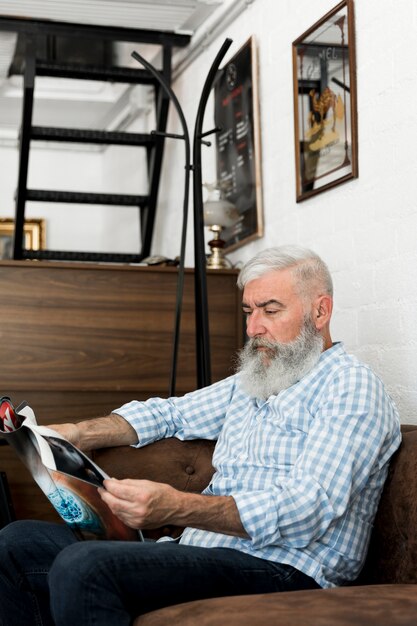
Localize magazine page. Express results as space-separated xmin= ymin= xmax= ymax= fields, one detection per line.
xmin=16 ymin=402 xmax=110 ymax=485
xmin=0 ymin=397 xmax=142 ymax=542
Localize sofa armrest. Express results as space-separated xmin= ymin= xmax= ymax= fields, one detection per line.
xmin=133 ymin=584 xmax=417 ymax=626
xmin=358 ymin=425 xmax=417 ymax=584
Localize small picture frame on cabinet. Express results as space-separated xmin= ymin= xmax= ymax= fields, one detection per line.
xmin=0 ymin=218 xmax=46 ymax=259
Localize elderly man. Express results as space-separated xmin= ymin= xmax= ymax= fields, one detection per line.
xmin=0 ymin=245 xmax=400 ymax=626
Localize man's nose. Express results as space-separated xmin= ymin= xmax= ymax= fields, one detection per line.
xmin=246 ymin=311 xmax=266 ymax=337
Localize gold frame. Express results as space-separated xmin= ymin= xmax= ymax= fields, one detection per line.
xmin=292 ymin=0 xmax=358 ymax=202
xmin=213 ymin=36 xmax=264 ymax=252
xmin=0 ymin=219 xmax=46 ymax=259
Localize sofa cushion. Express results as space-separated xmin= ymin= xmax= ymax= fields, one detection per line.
xmin=93 ymin=437 xmax=215 ymax=493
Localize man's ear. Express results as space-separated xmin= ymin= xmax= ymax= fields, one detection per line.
xmin=314 ymin=295 xmax=333 ymax=330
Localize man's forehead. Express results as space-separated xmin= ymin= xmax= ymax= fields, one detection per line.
xmin=243 ymin=268 xmax=296 ymax=292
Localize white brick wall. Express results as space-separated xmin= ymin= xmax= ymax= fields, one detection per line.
xmin=155 ymin=0 xmax=417 ymax=422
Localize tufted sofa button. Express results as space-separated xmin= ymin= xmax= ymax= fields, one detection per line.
xmin=185 ymin=465 xmax=195 ymax=475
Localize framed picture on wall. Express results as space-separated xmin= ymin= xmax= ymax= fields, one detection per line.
xmin=0 ymin=218 xmax=46 ymax=259
xmin=292 ymin=0 xmax=358 ymax=202
xmin=214 ymin=36 xmax=263 ymax=251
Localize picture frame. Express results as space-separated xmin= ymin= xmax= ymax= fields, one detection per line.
xmin=214 ymin=36 xmax=263 ymax=251
xmin=292 ymin=0 xmax=358 ymax=202
xmin=0 ymin=218 xmax=46 ymax=259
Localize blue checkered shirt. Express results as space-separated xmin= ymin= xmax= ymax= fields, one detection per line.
xmin=115 ymin=343 xmax=401 ymax=588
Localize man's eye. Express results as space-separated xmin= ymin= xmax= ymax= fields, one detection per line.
xmin=265 ymin=309 xmax=279 ymax=315
xmin=243 ymin=310 xmax=252 ymax=316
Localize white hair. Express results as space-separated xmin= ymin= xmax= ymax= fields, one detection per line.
xmin=237 ymin=245 xmax=333 ymax=298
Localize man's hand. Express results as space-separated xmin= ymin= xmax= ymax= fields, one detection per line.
xmin=99 ymin=478 xmax=180 ymax=529
xmin=99 ymin=478 xmax=249 ymax=538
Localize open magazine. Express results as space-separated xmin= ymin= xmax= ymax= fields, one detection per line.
xmin=0 ymin=396 xmax=143 ymax=542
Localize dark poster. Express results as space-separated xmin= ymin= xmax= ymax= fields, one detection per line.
xmin=214 ymin=37 xmax=263 ymax=251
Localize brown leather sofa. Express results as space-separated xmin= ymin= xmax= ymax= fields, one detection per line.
xmin=93 ymin=425 xmax=417 ymax=625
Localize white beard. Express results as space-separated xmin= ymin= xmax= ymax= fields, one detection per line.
xmin=237 ymin=318 xmax=324 ymax=400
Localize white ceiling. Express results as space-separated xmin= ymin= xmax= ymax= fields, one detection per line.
xmin=0 ymin=0 xmax=223 ymax=33
xmin=0 ymin=0 xmax=225 ymax=143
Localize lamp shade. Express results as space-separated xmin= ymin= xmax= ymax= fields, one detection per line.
xmin=203 ymin=189 xmax=239 ymax=228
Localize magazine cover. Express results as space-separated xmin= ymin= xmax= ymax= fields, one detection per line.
xmin=0 ymin=396 xmax=142 ymax=542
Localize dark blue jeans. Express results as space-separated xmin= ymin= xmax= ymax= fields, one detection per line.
xmin=0 ymin=520 xmax=320 ymax=625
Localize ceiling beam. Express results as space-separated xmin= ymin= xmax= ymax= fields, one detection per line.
xmin=0 ymin=15 xmax=191 ymax=48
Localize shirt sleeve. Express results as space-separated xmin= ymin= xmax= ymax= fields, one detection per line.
xmin=232 ymin=364 xmax=401 ymax=550
xmin=113 ymin=375 xmax=238 ymax=447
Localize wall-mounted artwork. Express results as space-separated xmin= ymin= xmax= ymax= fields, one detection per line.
xmin=214 ymin=36 xmax=263 ymax=251
xmin=292 ymin=0 xmax=358 ymax=202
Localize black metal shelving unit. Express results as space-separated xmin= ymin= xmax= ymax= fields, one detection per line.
xmin=0 ymin=16 xmax=190 ymax=262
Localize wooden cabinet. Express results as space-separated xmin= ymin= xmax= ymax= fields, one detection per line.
xmin=0 ymin=261 xmax=243 ymax=521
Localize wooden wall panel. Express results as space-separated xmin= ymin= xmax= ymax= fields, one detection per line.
xmin=0 ymin=261 xmax=243 ymax=521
